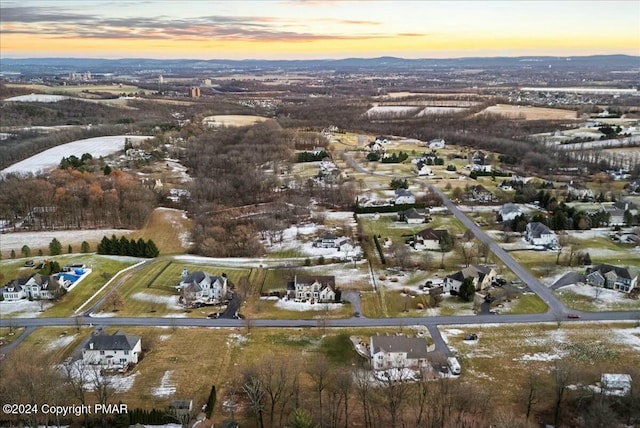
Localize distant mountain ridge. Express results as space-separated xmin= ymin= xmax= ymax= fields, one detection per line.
xmin=1 ymin=55 xmax=638 ymax=74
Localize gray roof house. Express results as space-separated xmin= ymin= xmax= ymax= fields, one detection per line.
xmin=287 ymin=275 xmax=336 ymax=303
xmin=525 ymin=222 xmax=558 ymax=247
xmin=499 ymin=203 xmax=524 ymax=222
xmin=586 ymin=264 xmax=637 ymax=293
xmin=82 ymin=330 xmax=142 ymax=368
xmin=178 ymin=270 xmax=228 ymax=304
xmin=370 ymin=335 xmax=430 ymax=370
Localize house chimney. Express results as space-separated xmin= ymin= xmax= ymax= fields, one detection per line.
xmin=89 ymin=342 xmax=94 ymax=350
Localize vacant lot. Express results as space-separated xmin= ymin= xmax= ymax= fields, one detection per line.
xmin=478 ymin=104 xmax=577 ymax=120
xmin=129 ymin=207 xmax=192 ymax=255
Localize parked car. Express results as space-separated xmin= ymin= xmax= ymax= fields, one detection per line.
xmin=465 ymin=333 xmax=478 ymax=341
xmin=567 ymin=313 xmax=580 ymax=319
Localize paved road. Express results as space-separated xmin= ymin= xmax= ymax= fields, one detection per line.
xmin=427 ymin=184 xmax=568 ymax=316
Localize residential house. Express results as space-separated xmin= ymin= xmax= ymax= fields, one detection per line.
xmin=567 ymin=181 xmax=594 ymax=200
xmin=375 ymin=136 xmax=390 ymax=144
xmin=415 ymin=160 xmax=433 ymax=177
xmin=397 ymin=208 xmax=427 ymax=224
xmin=394 ymin=188 xmax=416 ymax=205
xmin=2 ymin=274 xmax=63 ymax=301
xmin=0 ymin=283 xmax=27 ymax=301
xmin=428 ymin=138 xmax=445 ymax=149
xmin=366 ymin=141 xmax=385 ymax=153
xmin=471 ymin=151 xmax=492 ymax=172
xmin=444 ymin=265 xmax=497 ymax=294
xmin=524 ymin=222 xmax=558 ymax=247
xmin=82 ymin=330 xmax=142 ymax=368
xmin=499 ymin=203 xmax=524 ymax=222
xmin=313 ymin=233 xmax=348 ymax=248
xmin=287 ymin=275 xmax=336 ymax=303
xmin=370 ymin=335 xmax=430 ymax=370
xmin=178 ymin=270 xmax=228 ymax=303
xmin=601 ymin=374 xmax=632 ymax=396
xmin=585 ymin=264 xmax=637 ymax=293
xmin=468 ymin=185 xmax=493 ymax=203
xmin=169 ymin=400 xmax=193 ymax=419
xmin=311 ymin=146 xmax=326 ymax=156
xmin=410 ymin=228 xmax=449 ymax=251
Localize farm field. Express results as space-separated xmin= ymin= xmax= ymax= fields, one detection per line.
xmin=128 ymin=207 xmax=192 ymax=255
xmin=0 ymin=135 xmax=152 ymax=176
xmin=478 ymin=104 xmax=578 ymax=120
xmin=3 ymin=83 xmax=142 ymax=96
xmin=202 ymin=115 xmax=270 ymax=127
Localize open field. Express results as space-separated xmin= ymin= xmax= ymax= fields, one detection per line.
xmin=202 ymin=115 xmax=270 ymax=127
xmin=0 ymin=229 xmax=134 ymax=256
xmin=4 ymin=83 xmax=142 ymax=96
xmin=128 ymin=207 xmax=192 ymax=255
xmin=441 ymin=322 xmax=640 ymax=415
xmin=478 ymin=104 xmax=578 ymax=120
xmin=1 ymin=135 xmax=152 ymax=176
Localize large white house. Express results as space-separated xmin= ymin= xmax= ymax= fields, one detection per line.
xmin=370 ymin=335 xmax=430 ymax=370
xmin=428 ymin=138 xmax=445 ymax=149
xmin=410 ymin=228 xmax=449 ymax=251
xmin=287 ymin=275 xmax=336 ymax=303
xmin=82 ymin=331 xmax=142 ymax=368
xmin=524 ymin=222 xmax=558 ymax=247
xmin=444 ymin=265 xmax=497 ymax=294
xmin=1 ymin=274 xmax=63 ymax=301
xmin=394 ymin=188 xmax=416 ymax=205
xmin=177 ymin=270 xmax=228 ymax=304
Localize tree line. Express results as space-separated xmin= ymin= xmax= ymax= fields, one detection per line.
xmin=97 ymin=235 xmax=159 ymax=258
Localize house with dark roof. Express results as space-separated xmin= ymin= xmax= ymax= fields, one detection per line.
xmin=411 ymin=228 xmax=449 ymax=251
xmin=82 ymin=330 xmax=142 ymax=368
xmin=524 ymin=222 xmax=558 ymax=247
xmin=468 ymin=185 xmax=493 ymax=202
xmin=0 ymin=283 xmax=27 ymax=301
xmin=397 ymin=207 xmax=427 ymax=224
xmin=444 ymin=265 xmax=497 ymax=294
xmin=313 ymin=233 xmax=348 ymax=249
xmin=287 ymin=275 xmax=336 ymax=303
xmin=586 ymin=264 xmax=637 ymax=293
xmin=177 ymin=270 xmax=228 ymax=304
xmin=370 ymin=335 xmax=430 ymax=370
xmin=1 ymin=273 xmax=63 ymax=301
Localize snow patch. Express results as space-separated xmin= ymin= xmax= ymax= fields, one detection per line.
xmin=132 ymin=292 xmax=182 ymax=310
xmin=0 ymin=229 xmax=134 ymax=252
xmin=152 ymin=371 xmax=176 ymax=397
xmin=0 ymin=299 xmax=52 ymax=317
xmin=275 ymin=299 xmax=343 ymax=312
xmin=4 ymin=94 xmax=68 ymax=102
xmin=47 ymin=334 xmax=77 ymax=350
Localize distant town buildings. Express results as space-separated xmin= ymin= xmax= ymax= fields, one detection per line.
xmin=189 ymin=87 xmax=201 ymax=97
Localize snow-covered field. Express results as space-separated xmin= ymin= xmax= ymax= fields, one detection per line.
xmin=366 ymin=106 xmax=421 ymax=118
xmin=0 ymin=229 xmax=134 ymax=252
xmin=0 ymin=299 xmax=52 ymax=317
xmin=556 ymin=283 xmax=635 ymax=306
xmin=4 ymin=94 xmax=69 ymax=102
xmin=1 ymin=135 xmax=152 ymax=176
xmin=47 ymin=334 xmax=78 ymax=350
xmin=275 ymin=299 xmax=343 ymax=311
xmin=132 ymin=292 xmax=182 ymax=310
xmin=417 ymin=107 xmax=467 ymax=115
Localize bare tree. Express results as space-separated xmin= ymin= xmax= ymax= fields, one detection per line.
xmin=552 ymin=362 xmax=573 ymax=427
xmin=242 ymin=366 xmax=265 ymax=428
xmin=106 ymin=290 xmax=124 ymax=312
xmin=307 ymin=354 xmax=330 ymax=428
xmin=523 ymin=370 xmax=539 ymax=421
xmin=90 ymin=366 xmax=114 ymax=428
xmin=353 ymin=367 xmax=375 ymax=428
xmin=376 ymin=366 xmax=413 ymax=428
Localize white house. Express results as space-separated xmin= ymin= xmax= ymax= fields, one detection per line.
xmin=415 ymin=161 xmax=433 ymax=177
xmin=499 ymin=203 xmax=524 ymax=222
xmin=428 ymin=138 xmax=445 ymax=149
xmin=444 ymin=265 xmax=497 ymax=294
xmin=287 ymin=275 xmax=336 ymax=303
xmin=397 ymin=208 xmax=426 ymax=224
xmin=411 ymin=228 xmax=449 ymax=251
xmin=394 ymin=188 xmax=416 ymax=205
xmin=567 ymin=181 xmax=594 ymax=200
xmin=0 ymin=284 xmax=27 ymax=301
xmin=82 ymin=331 xmax=142 ymax=368
xmin=177 ymin=270 xmax=228 ymax=304
xmin=370 ymin=335 xmax=430 ymax=370
xmin=366 ymin=141 xmax=385 ymax=153
xmin=524 ymin=222 xmax=558 ymax=247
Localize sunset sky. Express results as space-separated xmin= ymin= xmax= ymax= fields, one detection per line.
xmin=1 ymin=0 xmax=639 ymax=59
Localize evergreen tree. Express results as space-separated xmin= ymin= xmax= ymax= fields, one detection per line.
xmin=10 ymin=249 xmax=16 ymax=259
xmin=49 ymin=238 xmax=62 ymax=256
xmin=38 ymin=249 xmax=43 ymax=256
xmin=68 ymin=244 xmax=73 ymax=254
xmin=119 ymin=236 xmax=130 ymax=256
xmin=110 ymin=235 xmax=120 ymax=254
xmin=459 ymin=277 xmax=476 ymax=302
xmin=81 ymin=241 xmax=91 ymax=253
xmin=205 ymin=385 xmax=216 ymax=419
xmin=21 ymin=245 xmax=31 ymax=258
xmin=144 ymin=239 xmax=159 ymax=257
xmin=103 ymin=164 xmax=112 ymax=175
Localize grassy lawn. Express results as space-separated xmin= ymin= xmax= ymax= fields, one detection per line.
xmin=97 ymin=261 xmax=252 ymax=317
xmin=248 ymin=299 xmax=354 ymax=320
xmin=0 ymin=327 xmax=25 ymax=345
xmin=361 ymin=286 xmax=474 ymax=318
xmin=46 ymin=255 xmax=139 ymax=317
xmin=555 ymin=290 xmax=640 ymax=312
xmin=128 ymin=208 xmax=192 ymax=255
xmin=501 ymin=293 xmax=549 ymax=314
